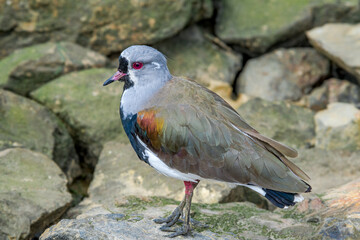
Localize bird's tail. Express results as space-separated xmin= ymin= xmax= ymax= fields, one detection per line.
xmin=244 ymin=183 xmax=311 ymax=208
xmin=263 ymin=188 xmax=305 ymax=208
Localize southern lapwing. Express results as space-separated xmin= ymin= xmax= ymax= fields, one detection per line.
xmin=103 ymin=45 xmax=311 ymax=237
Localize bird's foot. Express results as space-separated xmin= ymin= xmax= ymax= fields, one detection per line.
xmin=153 ymin=208 xmax=182 ymax=226
xmin=179 ymin=217 xmax=208 ymax=229
xmin=160 ymin=224 xmax=190 ymax=238
xmin=154 ymin=200 xmax=185 ymax=226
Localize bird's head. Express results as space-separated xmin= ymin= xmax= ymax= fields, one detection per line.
xmin=103 ymin=45 xmax=171 ymax=89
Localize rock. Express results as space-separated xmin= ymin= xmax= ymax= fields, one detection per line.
xmin=155 ymin=25 xmax=242 ymax=88
xmin=0 ymin=89 xmax=80 ymax=182
xmin=0 ymin=148 xmax=72 ymax=240
xmin=307 ymin=23 xmax=360 ymax=83
xmin=236 ymin=48 xmax=329 ymax=101
xmin=312 ymin=178 xmax=360 ymax=239
xmin=69 ymin=142 xmax=236 ymax=214
xmin=30 ymin=69 xmax=128 ymax=167
xmin=0 ymin=0 xmax=212 ymax=57
xmin=41 ymin=196 xmax=315 ymax=240
xmin=314 ymin=102 xmax=360 ymax=151
xmin=237 ymin=98 xmax=316 ymax=149
xmin=0 ymin=42 xmax=107 ymax=95
xmin=292 ymin=148 xmax=360 ymax=193
xmin=215 ymin=0 xmax=360 ymax=54
xmin=302 ymin=78 xmax=360 ymax=111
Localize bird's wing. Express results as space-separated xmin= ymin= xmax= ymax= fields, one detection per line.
xmin=136 ymin=77 xmax=309 ymax=192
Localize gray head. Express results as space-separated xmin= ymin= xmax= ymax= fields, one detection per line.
xmin=103 ymin=45 xmax=172 ymax=89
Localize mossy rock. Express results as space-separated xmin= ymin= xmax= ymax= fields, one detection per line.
xmin=0 ymin=89 xmax=80 ymax=182
xmin=42 ymin=196 xmax=315 ymax=239
xmin=30 ymin=68 xmax=128 ymax=167
xmin=215 ymin=0 xmax=359 ymax=53
xmin=0 ymin=0 xmax=212 ymax=57
xmin=314 ymin=102 xmax=360 ymax=151
xmin=155 ymin=25 xmax=242 ymax=87
xmin=0 ymin=42 xmax=107 ymax=95
xmin=0 ymin=148 xmax=72 ymax=240
xmin=237 ymin=98 xmax=315 ymax=149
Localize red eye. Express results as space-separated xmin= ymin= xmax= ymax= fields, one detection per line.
xmin=132 ymin=62 xmax=143 ymax=70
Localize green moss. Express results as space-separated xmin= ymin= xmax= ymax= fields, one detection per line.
xmin=114 ymin=196 xmax=313 ymax=238
xmin=0 ymin=43 xmax=52 ymax=86
xmin=115 ymin=196 xmax=179 ymax=213
xmin=280 ymin=208 xmax=305 ymax=220
xmin=215 ymin=0 xmax=357 ymax=52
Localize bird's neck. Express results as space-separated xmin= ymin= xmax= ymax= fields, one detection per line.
xmin=120 ymin=81 xmax=165 ymax=118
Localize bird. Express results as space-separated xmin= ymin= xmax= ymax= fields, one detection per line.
xmin=103 ymin=45 xmax=311 ymax=238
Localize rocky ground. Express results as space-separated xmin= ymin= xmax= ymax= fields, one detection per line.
xmin=0 ymin=1 xmax=360 ymax=239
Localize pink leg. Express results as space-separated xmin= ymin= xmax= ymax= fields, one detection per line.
xmin=155 ymin=180 xmax=200 ymax=237
xmin=184 ymin=181 xmax=199 ymax=196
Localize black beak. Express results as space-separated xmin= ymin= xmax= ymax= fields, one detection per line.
xmin=103 ymin=78 xmax=114 ymax=86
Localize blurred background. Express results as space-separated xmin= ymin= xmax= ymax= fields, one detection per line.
xmin=0 ymin=0 xmax=360 ymax=239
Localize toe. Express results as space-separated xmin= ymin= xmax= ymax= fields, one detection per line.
xmin=153 ymin=218 xmax=167 ymax=224
xmin=165 ymin=225 xmax=190 ymax=238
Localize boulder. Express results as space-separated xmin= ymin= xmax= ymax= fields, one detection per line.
xmin=301 ymin=78 xmax=360 ymax=111
xmin=41 ymin=196 xmax=315 ymax=240
xmin=155 ymin=25 xmax=242 ymax=88
xmin=237 ymin=98 xmax=316 ymax=149
xmin=30 ymin=69 xmax=128 ymax=167
xmin=215 ymin=0 xmax=360 ymax=54
xmin=307 ymin=23 xmax=360 ymax=83
xmin=292 ymin=148 xmax=360 ymax=193
xmin=314 ymin=102 xmax=360 ymax=151
xmin=236 ymin=48 xmax=329 ymax=101
xmin=0 ymin=0 xmax=213 ymax=57
xmin=0 ymin=148 xmax=72 ymax=240
xmin=312 ymin=179 xmax=360 ymax=239
xmin=0 ymin=42 xmax=107 ymax=95
xmin=0 ymin=89 xmax=80 ymax=182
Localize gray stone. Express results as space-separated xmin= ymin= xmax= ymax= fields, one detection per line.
xmin=42 ymin=197 xmax=315 ymax=240
xmin=312 ymin=178 xmax=360 ymax=239
xmin=215 ymin=0 xmax=360 ymax=53
xmin=302 ymin=78 xmax=360 ymax=111
xmin=237 ymin=98 xmax=316 ymax=149
xmin=0 ymin=42 xmax=107 ymax=95
xmin=307 ymin=23 xmax=360 ymax=83
xmin=155 ymin=25 xmax=242 ymax=88
xmin=30 ymin=69 xmax=128 ymax=167
xmin=0 ymin=0 xmax=213 ymax=57
xmin=292 ymin=148 xmax=360 ymax=192
xmin=314 ymin=102 xmax=360 ymax=151
xmin=0 ymin=89 xmax=80 ymax=182
xmin=0 ymin=148 xmax=72 ymax=240
xmin=236 ymin=48 xmax=329 ymax=101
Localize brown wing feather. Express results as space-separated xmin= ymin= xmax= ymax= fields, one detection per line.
xmin=243 ymin=131 xmax=298 ymax=158
xmin=142 ymin=77 xmax=310 ymax=193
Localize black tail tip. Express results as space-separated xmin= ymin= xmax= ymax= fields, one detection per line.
xmin=263 ymin=189 xmax=300 ymax=209
xmin=305 ymin=182 xmax=312 ymax=193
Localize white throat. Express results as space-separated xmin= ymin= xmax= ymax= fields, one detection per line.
xmin=120 ymin=75 xmax=167 ymax=117
xmin=121 ymin=85 xmax=153 ymax=116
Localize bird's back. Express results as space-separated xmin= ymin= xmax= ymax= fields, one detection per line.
xmin=136 ymin=77 xmax=310 ymax=193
